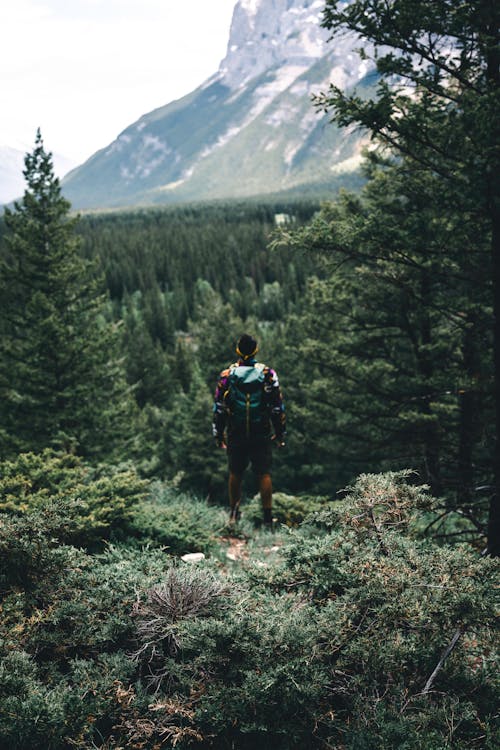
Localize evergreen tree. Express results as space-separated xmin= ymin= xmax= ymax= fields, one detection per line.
xmin=159 ymin=362 xmax=227 ymax=498
xmin=0 ymin=131 xmax=135 ymax=459
xmin=123 ymin=313 xmax=171 ymax=410
xmin=317 ymin=0 xmax=500 ymax=553
xmin=277 ymin=157 xmax=493 ymax=531
xmin=188 ymin=279 xmax=246 ymax=389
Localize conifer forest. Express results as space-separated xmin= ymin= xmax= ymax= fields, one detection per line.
xmin=0 ymin=2 xmax=499 ymax=748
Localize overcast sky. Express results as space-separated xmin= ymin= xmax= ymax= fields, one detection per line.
xmin=0 ymin=0 xmax=237 ymax=166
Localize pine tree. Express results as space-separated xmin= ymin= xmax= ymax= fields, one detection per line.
xmin=276 ymin=155 xmax=493 ymax=521
xmin=163 ymin=362 xmax=227 ymax=499
xmin=0 ymin=130 xmax=135 ymax=459
xmin=317 ymin=0 xmax=500 ymax=554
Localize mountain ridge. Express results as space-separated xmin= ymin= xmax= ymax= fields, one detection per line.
xmin=63 ymin=0 xmax=371 ymax=210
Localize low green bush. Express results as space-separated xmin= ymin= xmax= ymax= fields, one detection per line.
xmin=0 ymin=515 xmax=171 ymax=749
xmin=0 ymin=450 xmax=148 ymax=549
xmin=124 ymin=484 xmax=228 ymax=554
xmin=1 ymin=470 xmax=498 ymax=749
xmin=107 ymin=473 xmax=499 ymax=750
xmin=244 ymin=490 xmax=331 ymax=526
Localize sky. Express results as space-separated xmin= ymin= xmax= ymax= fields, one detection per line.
xmin=0 ymin=0 xmax=237 ymax=167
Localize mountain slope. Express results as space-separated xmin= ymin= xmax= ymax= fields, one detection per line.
xmin=63 ymin=0 xmax=372 ymax=210
xmin=0 ymin=147 xmax=27 ymax=205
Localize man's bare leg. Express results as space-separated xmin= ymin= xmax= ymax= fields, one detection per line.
xmin=229 ymin=472 xmax=242 ymax=523
xmin=259 ymin=473 xmax=273 ymax=527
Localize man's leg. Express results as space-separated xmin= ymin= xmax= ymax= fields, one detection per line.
xmin=229 ymin=472 xmax=243 ymax=523
xmin=259 ymin=473 xmax=273 ymax=527
xmin=227 ymin=440 xmax=248 ymax=524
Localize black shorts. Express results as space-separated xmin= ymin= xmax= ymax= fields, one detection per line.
xmin=227 ymin=438 xmax=272 ymax=476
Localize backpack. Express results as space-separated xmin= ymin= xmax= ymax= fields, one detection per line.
xmin=224 ymin=362 xmax=268 ymax=436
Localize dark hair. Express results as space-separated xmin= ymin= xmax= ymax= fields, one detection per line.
xmin=236 ymin=334 xmax=258 ymax=358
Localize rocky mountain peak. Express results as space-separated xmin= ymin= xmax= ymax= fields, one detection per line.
xmin=219 ymin=0 xmax=330 ymax=89
xmin=62 ymin=0 xmax=369 ymax=210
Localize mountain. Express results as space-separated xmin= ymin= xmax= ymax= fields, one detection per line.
xmin=0 ymin=147 xmax=27 ymax=205
xmin=63 ymin=0 xmax=374 ymax=210
xmin=1 ymin=145 xmax=76 ymax=206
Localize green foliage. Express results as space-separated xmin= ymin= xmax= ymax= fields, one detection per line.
xmin=0 ymin=131 xmax=137 ymax=461
xmin=1 ymin=471 xmax=498 ymax=748
xmin=0 ymin=543 xmax=170 ymax=749
xmin=113 ymin=473 xmax=499 ymax=750
xmin=318 ymin=0 xmax=500 ymax=554
xmin=158 ymin=363 xmax=229 ymax=498
xmin=125 ymin=483 xmax=228 ymax=555
xmin=244 ymin=490 xmax=331 ymax=527
xmin=0 ymin=650 xmax=134 ymax=750
xmin=0 ymin=458 xmax=176 ymax=748
xmin=0 ymin=498 xmax=83 ymax=590
xmin=77 ymin=202 xmax=317 ymax=323
xmin=271 ymin=152 xmax=495 ymax=544
xmin=0 ymin=450 xmax=148 ymax=549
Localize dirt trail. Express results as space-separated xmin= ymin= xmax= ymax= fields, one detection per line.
xmin=223 ymin=534 xmax=284 ymax=563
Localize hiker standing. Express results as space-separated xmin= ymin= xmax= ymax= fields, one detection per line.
xmin=212 ymin=333 xmax=286 ymax=527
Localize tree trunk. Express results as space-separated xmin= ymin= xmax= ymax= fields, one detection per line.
xmin=457 ymin=316 xmax=476 ymax=508
xmin=486 ymin=4 xmax=500 ymax=556
xmin=419 ymin=272 xmax=442 ymax=497
xmin=487 ymin=208 xmax=500 ymax=556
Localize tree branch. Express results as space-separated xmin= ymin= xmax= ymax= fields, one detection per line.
xmin=422 ymin=627 xmax=463 ymax=694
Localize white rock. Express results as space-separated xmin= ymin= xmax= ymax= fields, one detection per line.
xmin=180 ymin=553 xmax=206 ymax=563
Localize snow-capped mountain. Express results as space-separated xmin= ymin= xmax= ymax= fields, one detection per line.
xmin=63 ymin=0 xmax=374 ymax=210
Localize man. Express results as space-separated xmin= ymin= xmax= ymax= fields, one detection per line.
xmin=213 ymin=333 xmax=286 ymax=527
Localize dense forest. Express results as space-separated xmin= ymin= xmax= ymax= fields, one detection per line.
xmin=0 ymin=0 xmax=498 ymax=748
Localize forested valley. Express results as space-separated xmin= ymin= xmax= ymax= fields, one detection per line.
xmin=0 ymin=1 xmax=499 ymax=748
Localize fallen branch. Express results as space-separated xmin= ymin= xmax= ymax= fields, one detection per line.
xmin=422 ymin=627 xmax=463 ymax=694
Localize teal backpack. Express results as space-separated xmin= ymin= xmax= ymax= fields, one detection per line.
xmin=225 ymin=363 xmax=268 ymax=436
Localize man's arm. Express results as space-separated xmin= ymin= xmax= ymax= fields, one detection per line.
xmin=212 ymin=369 xmax=229 ymax=446
xmin=267 ymin=368 xmax=286 ymax=443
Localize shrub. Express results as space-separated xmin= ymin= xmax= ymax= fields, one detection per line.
xmin=124 ymin=484 xmax=228 ymax=554
xmin=0 ymin=497 xmax=84 ymax=590
xmin=131 ymin=565 xmax=232 ymax=690
xmin=1 ymin=470 xmax=498 ymax=749
xmin=0 ymin=450 xmax=148 ymax=548
xmin=244 ymin=490 xmax=331 ymax=526
xmin=0 ymin=527 xmax=172 ymax=748
xmin=113 ymin=472 xmax=498 ymax=750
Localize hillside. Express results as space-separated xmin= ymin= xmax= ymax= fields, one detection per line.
xmin=1 ymin=456 xmax=498 ymax=749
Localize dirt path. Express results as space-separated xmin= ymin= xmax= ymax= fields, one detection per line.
xmin=223 ymin=534 xmax=284 ymax=563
